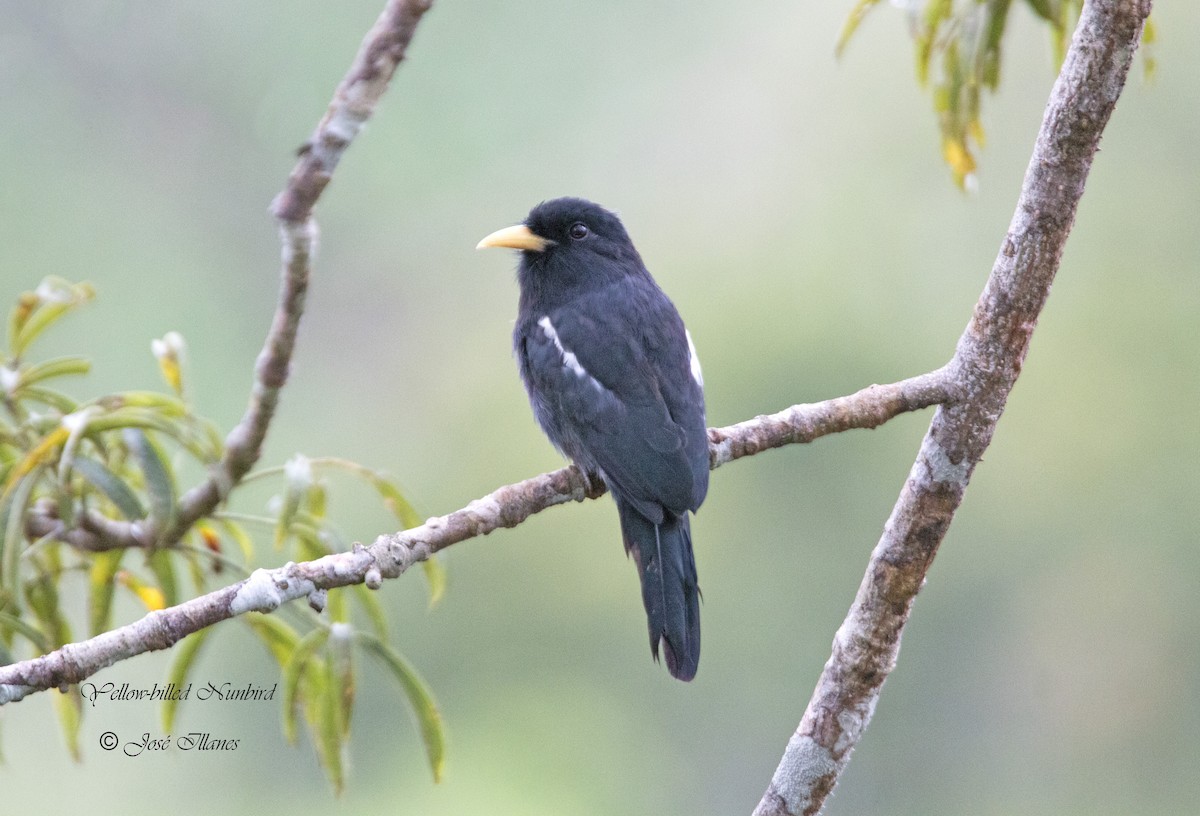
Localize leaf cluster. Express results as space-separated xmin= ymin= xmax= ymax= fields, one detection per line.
xmin=0 ymin=279 xmax=443 ymax=787
xmin=838 ymin=0 xmax=1155 ymax=188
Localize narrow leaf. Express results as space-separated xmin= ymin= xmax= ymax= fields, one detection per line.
xmin=116 ymin=570 xmax=166 ymax=611
xmin=281 ymin=627 xmax=329 ymax=745
xmin=7 ymin=291 xmax=39 ymax=356
xmin=351 ymin=584 xmax=389 ymax=639
xmin=123 ymin=428 xmax=177 ymax=534
xmin=215 ymin=517 xmax=257 ymax=564
xmin=274 ymin=484 xmax=303 ymax=551
xmin=15 ymin=356 xmax=91 ymax=391
xmin=359 ymin=632 xmax=445 ymax=782
xmin=329 ymin=625 xmax=355 ymax=741
xmin=316 ymin=655 xmax=346 ymax=793
xmin=3 ymin=426 xmax=68 ymax=501
xmin=1024 ymin=0 xmax=1059 ymax=25
xmin=12 ymin=385 xmax=78 ymax=414
xmin=73 ymin=457 xmax=146 ymax=520
xmin=87 ymin=549 xmax=125 ymax=636
xmin=100 ymin=391 xmax=188 ymax=416
xmin=0 ymin=610 xmax=51 ymax=653
xmin=835 ymin=0 xmax=883 ymax=57
xmin=25 ymin=572 xmax=72 ymax=647
xmin=2 ymin=465 xmax=43 ymax=614
xmin=10 ymin=278 xmax=94 ymax=358
xmin=367 ymin=473 xmax=423 ymax=530
xmin=51 ymin=686 xmax=83 ymax=762
xmin=421 ymin=559 xmax=446 ymax=610
xmin=14 ymin=303 xmax=73 ymax=358
xmin=162 ymin=629 xmax=211 ymax=732
xmin=242 ymin=612 xmax=301 ymax=666
xmin=147 ymin=549 xmax=179 ymax=608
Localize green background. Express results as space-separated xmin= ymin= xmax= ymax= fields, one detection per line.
xmin=2 ymin=2 xmax=1197 ymax=814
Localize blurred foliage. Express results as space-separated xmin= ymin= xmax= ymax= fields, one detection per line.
xmin=838 ymin=0 xmax=1157 ymax=188
xmin=0 ymin=278 xmax=444 ymax=791
xmin=0 ymin=2 xmax=1193 ymax=814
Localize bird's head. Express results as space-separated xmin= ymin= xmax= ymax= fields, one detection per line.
xmin=477 ymin=197 xmax=646 ymax=300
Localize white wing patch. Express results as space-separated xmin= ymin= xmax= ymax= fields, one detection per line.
xmin=685 ymin=329 xmax=704 ymax=388
xmin=538 ymin=316 xmax=602 ymax=389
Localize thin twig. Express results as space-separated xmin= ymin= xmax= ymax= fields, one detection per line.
xmin=751 ymin=3 xmax=1153 ymax=814
xmin=22 ymin=0 xmax=434 ymax=553
xmin=0 ymin=370 xmax=951 ymax=703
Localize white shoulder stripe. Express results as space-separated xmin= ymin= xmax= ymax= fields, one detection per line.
xmin=538 ymin=316 xmax=593 ymax=382
xmin=685 ymin=329 xmax=703 ymax=388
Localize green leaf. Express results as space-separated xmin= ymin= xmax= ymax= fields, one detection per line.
xmin=242 ymin=612 xmax=301 ymax=666
xmin=280 ymin=627 xmax=329 ymax=745
xmin=980 ymin=0 xmax=1014 ymax=90
xmin=215 ymin=517 xmax=257 ymax=564
xmin=56 ymin=406 xmax=100 ymax=487
xmin=51 ymin=686 xmax=83 ymax=762
xmin=0 ymin=610 xmax=52 ymax=653
xmin=1140 ymin=16 xmax=1156 ymax=77
xmin=72 ymin=456 xmax=146 ymax=520
xmin=162 ymin=629 xmax=211 ymax=732
xmin=147 ymin=549 xmax=179 ymax=608
xmin=916 ymin=0 xmax=954 ymax=85
xmin=100 ymin=391 xmax=188 ymax=416
xmin=12 ymin=279 xmax=95 ymax=358
xmin=2 ymin=464 xmax=43 ymax=614
xmin=87 ymin=549 xmax=125 ymax=636
xmin=421 ymin=559 xmax=446 ymax=610
xmin=366 ymin=472 xmax=423 ymax=530
xmin=359 ymin=632 xmax=445 ymax=782
xmin=274 ymin=484 xmax=304 ymax=552
xmin=305 ymin=480 xmax=328 ymax=520
xmin=88 ymin=408 xmax=216 ymax=464
xmin=288 ymin=518 xmax=329 ymax=561
xmin=7 ymin=290 xmax=38 ymax=356
xmin=3 ymin=426 xmax=68 ymax=501
xmin=1024 ymin=0 xmax=1060 ymax=25
xmin=123 ymin=428 xmax=177 ymax=535
xmin=351 ymin=583 xmax=389 ymax=639
xmin=835 ymin=0 xmax=883 ymax=57
xmin=12 ymin=385 xmax=78 ymax=414
xmin=25 ymin=571 xmax=72 ymax=648
xmin=316 ymin=654 xmax=347 ymax=793
xmin=330 ymin=626 xmax=355 ymax=740
xmin=14 ymin=356 xmax=91 ymax=391
xmin=326 ymin=576 xmax=348 ymax=623
xmin=310 ymin=458 xmax=423 ymax=530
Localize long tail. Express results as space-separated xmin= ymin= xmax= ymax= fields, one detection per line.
xmin=616 ymin=497 xmax=701 ymax=681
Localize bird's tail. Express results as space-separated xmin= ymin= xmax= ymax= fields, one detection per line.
xmin=616 ymin=498 xmax=701 ymax=681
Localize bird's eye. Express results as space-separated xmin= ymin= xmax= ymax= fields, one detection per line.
xmin=568 ymin=222 xmax=589 ymax=240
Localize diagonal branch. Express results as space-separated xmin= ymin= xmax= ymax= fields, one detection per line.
xmin=22 ymin=0 xmax=434 ymax=552
xmin=751 ymin=3 xmax=1154 ymax=815
xmin=0 ymin=370 xmax=952 ymax=703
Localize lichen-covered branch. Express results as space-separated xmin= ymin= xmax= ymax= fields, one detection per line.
xmin=22 ymin=0 xmax=434 ymax=553
xmin=751 ymin=3 xmax=1153 ymax=815
xmin=0 ymin=371 xmax=951 ymax=703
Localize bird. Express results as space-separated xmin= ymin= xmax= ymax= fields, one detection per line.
xmin=477 ymin=197 xmax=709 ymax=681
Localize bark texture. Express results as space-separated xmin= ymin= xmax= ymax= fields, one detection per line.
xmin=752 ymin=3 xmax=1153 ymax=814
xmin=0 ymin=373 xmax=949 ymax=702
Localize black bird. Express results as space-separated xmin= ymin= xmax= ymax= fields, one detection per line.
xmin=477 ymin=197 xmax=709 ymax=681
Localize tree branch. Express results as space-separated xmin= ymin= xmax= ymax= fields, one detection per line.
xmin=0 ymin=371 xmax=951 ymax=704
xmin=21 ymin=0 xmax=434 ymax=553
xmin=751 ymin=3 xmax=1153 ymax=815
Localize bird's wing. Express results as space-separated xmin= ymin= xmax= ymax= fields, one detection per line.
xmin=518 ymin=280 xmax=704 ymax=518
